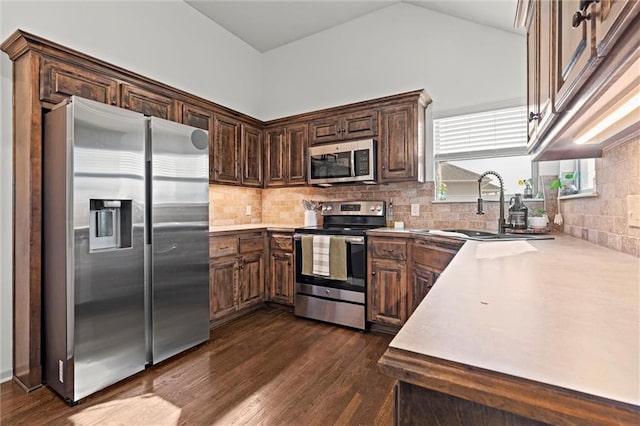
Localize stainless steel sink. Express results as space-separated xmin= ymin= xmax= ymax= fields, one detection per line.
xmin=413 ymin=229 xmax=554 ymax=241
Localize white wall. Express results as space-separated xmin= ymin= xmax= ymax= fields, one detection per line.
xmin=0 ymin=0 xmax=262 ymax=383
xmin=259 ymin=2 xmax=526 ymax=120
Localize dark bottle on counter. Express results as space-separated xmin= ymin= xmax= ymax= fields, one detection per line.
xmin=508 ymin=193 xmax=528 ymax=229
xmin=387 ymin=199 xmax=394 ymax=227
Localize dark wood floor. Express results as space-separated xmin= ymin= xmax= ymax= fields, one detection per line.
xmin=1 ymin=308 xmax=395 ymax=425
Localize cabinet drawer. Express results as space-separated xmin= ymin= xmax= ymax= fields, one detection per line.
xmin=270 ymin=234 xmax=293 ymax=251
xmin=210 ymin=237 xmax=238 ymax=258
xmin=412 ymin=244 xmax=456 ymax=272
xmin=370 ymin=240 xmax=407 ymax=260
xmin=239 ymin=235 xmax=264 ymax=253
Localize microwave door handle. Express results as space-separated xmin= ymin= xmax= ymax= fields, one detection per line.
xmin=350 ymin=151 xmax=356 ymax=177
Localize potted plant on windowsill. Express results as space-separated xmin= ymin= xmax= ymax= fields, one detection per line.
xmin=518 ymin=178 xmax=534 ymax=198
xmin=437 ymin=182 xmax=448 ymax=200
xmin=550 ymin=172 xmax=579 ymax=196
xmin=527 ymin=208 xmax=548 ymax=229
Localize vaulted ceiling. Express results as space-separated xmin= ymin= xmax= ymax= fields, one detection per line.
xmin=185 ymin=1 xmax=523 ymax=53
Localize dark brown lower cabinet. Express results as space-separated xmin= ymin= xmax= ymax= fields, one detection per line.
xmin=209 ymin=232 xmax=265 ymax=322
xmin=409 ymin=264 xmax=437 ymax=314
xmin=209 ymin=257 xmax=238 ymax=320
xmin=367 ymin=234 xmax=461 ymax=332
xmin=394 ymin=381 xmax=546 ymax=426
xmin=368 ymin=259 xmax=407 ymax=326
xmin=268 ymin=232 xmax=295 ymax=305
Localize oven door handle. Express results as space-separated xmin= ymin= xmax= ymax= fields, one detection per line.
xmin=294 ymin=234 xmax=365 ymax=244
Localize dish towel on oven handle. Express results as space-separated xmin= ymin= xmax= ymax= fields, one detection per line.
xmin=301 ymin=235 xmax=314 ymax=276
xmin=312 ymin=235 xmax=331 ymax=276
xmin=329 ymin=236 xmax=347 ymax=281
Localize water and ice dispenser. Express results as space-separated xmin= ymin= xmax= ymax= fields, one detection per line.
xmin=89 ymin=199 xmax=133 ymax=251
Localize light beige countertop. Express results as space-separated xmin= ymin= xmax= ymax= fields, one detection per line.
xmin=209 ymin=224 xmax=297 ymax=234
xmin=384 ymin=234 xmax=640 ymax=409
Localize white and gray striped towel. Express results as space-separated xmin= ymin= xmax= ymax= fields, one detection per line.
xmin=312 ymin=235 xmax=331 ymax=276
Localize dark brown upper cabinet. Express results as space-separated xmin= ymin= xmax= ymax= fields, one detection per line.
xmin=121 ymin=83 xmax=176 ymax=121
xmin=181 ymin=102 xmax=216 ymax=185
xmin=518 ymin=0 xmax=640 ymax=159
xmin=40 ymin=56 xmax=119 ymax=106
xmin=526 ymin=0 xmax=554 ymax=149
xmin=265 ymin=123 xmax=307 ymax=187
xmin=241 ymin=123 xmax=264 ymax=187
xmin=212 ymin=113 xmax=242 ymax=185
xmin=310 ymin=110 xmax=378 ymax=144
xmin=379 ymin=100 xmax=425 ymax=183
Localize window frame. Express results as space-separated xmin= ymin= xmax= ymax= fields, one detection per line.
xmin=432 ymin=105 xmax=537 ymax=202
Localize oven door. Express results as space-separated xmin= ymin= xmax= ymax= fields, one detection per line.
xmin=294 ymin=234 xmax=366 ymax=293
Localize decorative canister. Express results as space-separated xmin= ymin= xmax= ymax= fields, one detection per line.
xmin=304 ymin=210 xmax=317 ymax=227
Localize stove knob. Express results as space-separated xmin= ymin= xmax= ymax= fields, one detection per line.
xmin=376 ymin=205 xmax=382 ymax=212
xmin=325 ymin=205 xmax=333 ymax=212
xmin=370 ymin=206 xmax=376 ymax=211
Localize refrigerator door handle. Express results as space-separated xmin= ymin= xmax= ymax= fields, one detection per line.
xmin=145 ymin=159 xmax=152 ymax=245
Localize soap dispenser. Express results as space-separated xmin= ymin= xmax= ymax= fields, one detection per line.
xmin=508 ymin=193 xmax=528 ymax=229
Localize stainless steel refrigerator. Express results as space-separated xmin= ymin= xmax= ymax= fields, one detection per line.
xmin=43 ymin=96 xmax=210 ymax=403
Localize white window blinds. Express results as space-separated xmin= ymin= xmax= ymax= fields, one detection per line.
xmin=434 ymin=106 xmax=528 ymax=161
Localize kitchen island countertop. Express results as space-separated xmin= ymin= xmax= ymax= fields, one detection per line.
xmin=209 ymin=224 xmax=297 ymax=234
xmin=378 ymin=234 xmax=640 ymax=424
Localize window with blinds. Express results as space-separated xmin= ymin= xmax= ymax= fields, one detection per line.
xmin=434 ymin=106 xmax=528 ymax=161
xmin=433 ymin=106 xmax=534 ymax=200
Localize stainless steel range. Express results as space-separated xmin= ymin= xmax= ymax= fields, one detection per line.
xmin=294 ymin=200 xmax=386 ymax=330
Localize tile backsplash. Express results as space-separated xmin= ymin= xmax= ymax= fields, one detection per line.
xmin=561 ymin=138 xmax=639 ymax=256
xmin=209 ymin=184 xmax=262 ymax=226
xmin=211 ymin=181 xmax=550 ymax=232
xmin=209 ymin=137 xmax=638 ymax=257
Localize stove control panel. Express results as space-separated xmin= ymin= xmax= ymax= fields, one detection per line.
xmin=320 ymin=201 xmax=386 ymax=216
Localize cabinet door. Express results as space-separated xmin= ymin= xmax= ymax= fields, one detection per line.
xmin=40 ymin=56 xmax=119 ymax=106
xmin=238 ymin=252 xmax=264 ymax=309
xmin=526 ymin=2 xmax=540 ymax=144
xmin=270 ymin=251 xmax=294 ymax=305
xmin=121 ymin=83 xmax=176 ymax=120
xmin=538 ymin=0 xmax=554 ymax=135
xmin=210 ymin=257 xmax=238 ymax=320
xmin=309 ymin=116 xmax=342 ymax=144
xmin=182 ymin=104 xmax=215 ymax=182
xmin=379 ymin=104 xmax=416 ymax=182
xmin=368 ymin=258 xmax=407 ymax=326
xmin=212 ymin=114 xmax=241 ymax=185
xmin=554 ymin=0 xmax=597 ymax=111
xmin=286 ymin=124 xmax=308 ymax=185
xmin=241 ymin=124 xmax=263 ymax=187
xmin=182 ymin=103 xmax=213 ymax=131
xmin=265 ymin=127 xmax=286 ymax=187
xmin=409 ymin=264 xmax=437 ymax=317
xmin=342 ymin=110 xmax=378 ymax=140
xmin=595 ymin=0 xmax=640 ymax=56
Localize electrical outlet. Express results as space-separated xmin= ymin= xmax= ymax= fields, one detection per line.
xmin=246 ymin=205 xmax=252 ymax=216
xmin=411 ymin=204 xmax=420 ymax=216
xmin=628 ymin=195 xmax=640 ymax=228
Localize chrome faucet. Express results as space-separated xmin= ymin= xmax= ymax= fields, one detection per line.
xmin=476 ymin=170 xmax=508 ymax=234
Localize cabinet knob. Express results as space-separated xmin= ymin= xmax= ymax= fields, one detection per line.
xmin=372 ymin=271 xmax=376 ymax=275
xmin=571 ymin=10 xmax=591 ymax=28
xmin=528 ymin=111 xmax=541 ymax=122
xmin=571 ymin=0 xmax=596 ymax=28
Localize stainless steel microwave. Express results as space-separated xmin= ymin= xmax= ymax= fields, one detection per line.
xmin=308 ymin=139 xmax=376 ymax=186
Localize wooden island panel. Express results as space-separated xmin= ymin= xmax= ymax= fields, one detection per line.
xmin=379 ymin=236 xmax=640 ymax=425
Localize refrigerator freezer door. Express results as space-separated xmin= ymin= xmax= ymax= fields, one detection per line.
xmin=44 ymin=96 xmax=147 ymax=402
xmin=148 ymin=117 xmax=210 ymax=364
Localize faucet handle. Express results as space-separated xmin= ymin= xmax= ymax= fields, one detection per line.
xmin=477 ymin=198 xmax=485 ymax=214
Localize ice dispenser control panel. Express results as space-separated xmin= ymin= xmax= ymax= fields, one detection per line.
xmin=89 ymin=199 xmax=133 ymax=251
